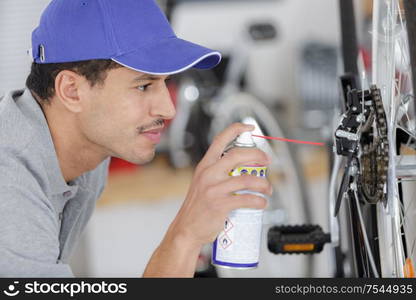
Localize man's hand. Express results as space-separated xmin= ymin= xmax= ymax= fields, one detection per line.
xmin=169 ymin=122 xmax=272 ymax=246
xmin=143 ymin=123 xmax=272 ymax=277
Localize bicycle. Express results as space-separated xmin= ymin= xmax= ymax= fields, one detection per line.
xmin=167 ymin=22 xmax=315 ymax=277
xmin=332 ymin=0 xmax=416 ymax=277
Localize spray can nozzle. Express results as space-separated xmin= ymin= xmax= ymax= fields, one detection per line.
xmin=235 ymin=131 xmax=255 ymax=147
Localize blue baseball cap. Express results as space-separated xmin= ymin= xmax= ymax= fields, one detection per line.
xmin=31 ymin=0 xmax=221 ymax=75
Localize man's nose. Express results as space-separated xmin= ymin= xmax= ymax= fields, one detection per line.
xmin=150 ymin=84 xmax=176 ymax=120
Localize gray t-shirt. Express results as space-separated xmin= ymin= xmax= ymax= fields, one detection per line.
xmin=0 ymin=89 xmax=110 ymax=277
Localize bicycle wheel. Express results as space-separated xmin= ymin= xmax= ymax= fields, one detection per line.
xmin=209 ymin=92 xmax=313 ymax=277
xmin=167 ymin=68 xmax=219 ymax=168
xmin=338 ymin=0 xmax=416 ymax=277
xmin=373 ymin=0 xmax=416 ymax=278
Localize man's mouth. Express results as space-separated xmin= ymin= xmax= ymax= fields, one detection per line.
xmin=140 ymin=125 xmax=165 ymax=144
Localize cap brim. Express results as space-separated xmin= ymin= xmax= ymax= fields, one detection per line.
xmin=111 ymin=37 xmax=221 ymax=75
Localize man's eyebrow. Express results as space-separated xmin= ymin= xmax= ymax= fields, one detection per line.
xmin=132 ymin=75 xmax=171 ymax=82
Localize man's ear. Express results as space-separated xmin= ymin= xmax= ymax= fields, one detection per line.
xmin=54 ymin=70 xmax=85 ymax=113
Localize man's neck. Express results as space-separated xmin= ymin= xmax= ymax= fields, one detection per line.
xmin=36 ymin=97 xmax=108 ymax=183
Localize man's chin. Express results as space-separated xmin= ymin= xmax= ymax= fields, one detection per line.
xmin=123 ymin=150 xmax=156 ymax=165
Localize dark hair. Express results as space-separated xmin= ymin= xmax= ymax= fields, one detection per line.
xmin=25 ymin=59 xmax=122 ymax=102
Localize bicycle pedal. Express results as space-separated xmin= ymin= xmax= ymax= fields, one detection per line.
xmin=267 ymin=225 xmax=331 ymax=255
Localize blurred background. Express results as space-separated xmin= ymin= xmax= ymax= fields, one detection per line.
xmin=0 ymin=0 xmax=370 ymax=277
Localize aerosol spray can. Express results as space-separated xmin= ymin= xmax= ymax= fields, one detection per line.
xmin=212 ymin=131 xmax=267 ymax=269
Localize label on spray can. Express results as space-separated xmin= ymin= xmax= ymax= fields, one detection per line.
xmin=212 ymin=131 xmax=267 ymax=269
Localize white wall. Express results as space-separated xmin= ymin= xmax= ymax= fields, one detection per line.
xmin=0 ymin=0 xmax=51 ymax=95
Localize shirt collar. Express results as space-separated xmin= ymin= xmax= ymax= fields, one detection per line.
xmin=16 ymin=89 xmax=80 ymax=196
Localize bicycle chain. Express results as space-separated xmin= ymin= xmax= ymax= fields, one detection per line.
xmin=359 ymin=86 xmax=389 ymax=204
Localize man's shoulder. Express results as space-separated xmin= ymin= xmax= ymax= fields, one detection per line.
xmin=0 ymin=148 xmax=46 ymax=193
xmin=0 ymin=90 xmax=51 ymax=194
xmin=0 ymin=89 xmax=35 ymax=153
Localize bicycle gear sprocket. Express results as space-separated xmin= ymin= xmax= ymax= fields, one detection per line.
xmin=335 ymin=84 xmax=389 ymax=206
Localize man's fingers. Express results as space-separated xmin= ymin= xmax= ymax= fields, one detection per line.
xmin=198 ymin=123 xmax=254 ymax=169
xmin=209 ymin=175 xmax=273 ymax=197
xmin=203 ymin=147 xmax=270 ymax=181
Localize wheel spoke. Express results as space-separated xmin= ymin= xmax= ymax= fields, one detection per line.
xmin=353 ymin=187 xmax=380 ymax=277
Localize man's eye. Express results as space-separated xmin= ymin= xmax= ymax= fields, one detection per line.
xmin=138 ymin=84 xmax=151 ymax=91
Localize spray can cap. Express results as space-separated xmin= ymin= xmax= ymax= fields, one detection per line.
xmin=235 ymin=131 xmax=255 ymax=146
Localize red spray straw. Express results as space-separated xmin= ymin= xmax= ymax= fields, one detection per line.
xmin=252 ymin=134 xmax=325 ymax=146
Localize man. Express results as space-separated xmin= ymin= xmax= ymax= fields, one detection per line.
xmin=0 ymin=0 xmax=271 ymax=277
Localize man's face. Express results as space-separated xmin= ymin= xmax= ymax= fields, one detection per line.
xmin=77 ymin=67 xmax=176 ymax=164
